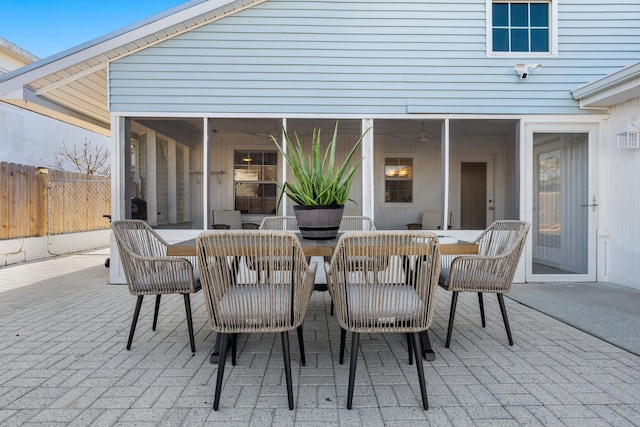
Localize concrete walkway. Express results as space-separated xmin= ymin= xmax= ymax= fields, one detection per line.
xmin=509 ymin=282 xmax=640 ymax=357
xmin=1 ymin=250 xmax=639 ymax=426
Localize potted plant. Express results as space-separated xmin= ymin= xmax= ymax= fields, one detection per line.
xmin=271 ymin=120 xmax=368 ymax=239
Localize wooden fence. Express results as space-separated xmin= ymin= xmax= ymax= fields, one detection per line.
xmin=0 ymin=162 xmax=111 ymax=240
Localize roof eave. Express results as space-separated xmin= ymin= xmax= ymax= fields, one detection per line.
xmin=572 ymin=62 xmax=640 ymax=108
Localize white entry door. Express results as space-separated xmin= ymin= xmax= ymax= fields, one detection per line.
xmin=525 ymin=123 xmax=598 ymax=282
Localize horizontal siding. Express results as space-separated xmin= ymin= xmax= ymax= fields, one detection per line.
xmin=110 ymin=0 xmax=640 ymax=115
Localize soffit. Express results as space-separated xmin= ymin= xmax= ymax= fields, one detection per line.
xmin=0 ymin=0 xmax=266 ymax=134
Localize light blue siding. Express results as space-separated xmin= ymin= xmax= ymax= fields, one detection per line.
xmin=109 ymin=0 xmax=640 ymax=115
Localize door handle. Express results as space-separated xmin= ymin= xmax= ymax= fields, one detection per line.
xmin=580 ymin=196 xmax=598 ymax=212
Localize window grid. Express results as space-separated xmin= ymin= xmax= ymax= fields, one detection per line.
xmin=492 ymin=1 xmax=550 ymax=53
xmin=384 ymin=158 xmax=413 ymax=203
xmin=233 ymin=151 xmax=278 ymax=214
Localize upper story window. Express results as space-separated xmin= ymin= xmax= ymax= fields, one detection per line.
xmin=234 ymin=150 xmax=277 ymax=214
xmin=384 ymin=158 xmax=413 ymax=203
xmin=489 ymin=1 xmax=557 ymax=56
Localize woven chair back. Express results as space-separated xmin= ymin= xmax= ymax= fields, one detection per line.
xmin=112 ymin=219 xmax=198 ymax=295
xmin=446 ymin=220 xmax=531 ymax=293
xmin=339 ymin=216 xmax=376 ymax=231
xmin=327 ymin=231 xmax=441 ymax=334
xmin=259 ymin=216 xmax=299 ymax=231
xmin=196 ymin=230 xmax=317 ymax=334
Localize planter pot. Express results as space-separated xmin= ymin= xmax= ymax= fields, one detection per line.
xmin=293 ymin=204 xmax=344 ymax=240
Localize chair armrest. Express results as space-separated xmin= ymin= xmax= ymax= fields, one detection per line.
xmin=124 ymin=254 xmax=199 ymax=294
xmin=406 ymin=223 xmax=422 ymax=230
xmin=444 ymin=254 xmax=517 ymax=293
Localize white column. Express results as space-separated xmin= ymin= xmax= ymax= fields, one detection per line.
xmin=183 ymin=145 xmax=191 ymax=223
xmin=362 ymin=118 xmax=375 ymax=219
xmin=146 ymin=130 xmax=158 ymax=226
xmin=168 ymin=138 xmax=177 ymax=224
xmin=110 ymin=114 xmax=127 ymax=285
xmin=203 ymin=118 xmax=209 ymax=230
xmin=281 ymin=118 xmax=288 ymax=216
xmin=442 ymin=119 xmax=450 ymax=230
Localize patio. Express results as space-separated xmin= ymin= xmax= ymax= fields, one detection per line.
xmin=1 ymin=250 xmax=639 ymax=426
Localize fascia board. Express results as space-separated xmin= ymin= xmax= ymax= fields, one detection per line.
xmin=572 ymin=62 xmax=640 ymax=107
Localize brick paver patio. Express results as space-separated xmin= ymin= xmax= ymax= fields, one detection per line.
xmin=1 ymin=250 xmax=639 ymax=426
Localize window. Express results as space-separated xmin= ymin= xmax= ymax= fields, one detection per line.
xmin=234 ymin=150 xmax=277 ymax=214
xmin=385 ymin=158 xmax=413 ymax=203
xmin=490 ymin=1 xmax=554 ymax=55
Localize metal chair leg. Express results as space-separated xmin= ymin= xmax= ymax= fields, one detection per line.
xmin=153 ymin=295 xmax=161 ymax=331
xmin=497 ymin=294 xmax=514 ymax=346
xmin=445 ymin=292 xmax=459 ymax=348
xmin=213 ymin=333 xmax=229 ymax=411
xmin=411 ymin=333 xmax=429 ymax=410
xmin=347 ymin=332 xmax=360 ymax=410
xmin=183 ymin=294 xmax=196 ymax=352
xmin=297 ymin=324 xmax=306 ymax=366
xmin=407 ymin=333 xmax=414 ymax=365
xmin=339 ymin=328 xmax=347 ymax=364
xmin=478 ymin=292 xmax=486 ymax=327
xmin=281 ymin=331 xmax=294 ymax=410
xmin=231 ymin=334 xmax=237 ymax=366
xmin=127 ymin=295 xmax=144 ymax=350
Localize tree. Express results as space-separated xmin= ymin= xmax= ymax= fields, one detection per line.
xmin=45 ymin=139 xmax=110 ymax=177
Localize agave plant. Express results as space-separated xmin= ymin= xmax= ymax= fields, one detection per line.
xmin=271 ymin=121 xmax=368 ymax=207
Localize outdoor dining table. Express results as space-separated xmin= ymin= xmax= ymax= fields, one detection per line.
xmin=167 ymin=233 xmax=478 ymax=363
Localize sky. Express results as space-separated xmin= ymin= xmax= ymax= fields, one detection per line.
xmin=1 ymin=0 xmax=191 ymax=59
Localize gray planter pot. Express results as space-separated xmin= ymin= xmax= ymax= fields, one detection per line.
xmin=293 ymin=205 xmax=344 ymax=240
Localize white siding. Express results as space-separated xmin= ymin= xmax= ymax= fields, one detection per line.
xmin=110 ymin=0 xmax=640 ymax=115
xmin=607 ymin=98 xmax=640 ymax=289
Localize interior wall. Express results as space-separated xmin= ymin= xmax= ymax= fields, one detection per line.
xmin=374 ymin=136 xmax=440 ymax=230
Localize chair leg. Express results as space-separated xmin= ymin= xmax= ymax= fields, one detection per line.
xmin=478 ymin=292 xmax=486 ymax=328
xmin=330 ymin=300 xmax=334 ymax=316
xmin=127 ymin=295 xmax=144 ymax=350
xmin=445 ymin=292 xmax=459 ymax=348
xmin=497 ymin=294 xmax=514 ymax=346
xmin=411 ymin=333 xmax=429 ymax=410
xmin=407 ymin=333 xmax=414 ymax=365
xmin=297 ymin=325 xmax=306 ymax=366
xmin=347 ymin=332 xmax=360 ymax=410
xmin=152 ymin=295 xmax=161 ymax=331
xmin=339 ymin=328 xmax=347 ymax=364
xmin=281 ymin=331 xmax=294 ymax=410
xmin=231 ymin=334 xmax=237 ymax=366
xmin=213 ymin=333 xmax=229 ymax=411
xmin=183 ymin=294 xmax=196 ymax=353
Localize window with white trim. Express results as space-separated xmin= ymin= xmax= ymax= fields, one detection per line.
xmin=234 ymin=150 xmax=277 ymax=214
xmin=384 ymin=158 xmax=413 ymax=203
xmin=489 ymin=1 xmax=555 ymax=55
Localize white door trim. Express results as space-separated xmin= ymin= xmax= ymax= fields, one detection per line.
xmin=524 ymin=122 xmax=599 ymax=282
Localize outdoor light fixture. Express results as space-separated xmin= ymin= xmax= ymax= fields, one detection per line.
xmin=617 ymin=118 xmax=640 ymax=149
xmin=417 ymin=123 xmax=429 ymax=142
xmin=514 ymin=63 xmax=541 ymax=79
xmin=36 ymin=166 xmax=49 ymax=174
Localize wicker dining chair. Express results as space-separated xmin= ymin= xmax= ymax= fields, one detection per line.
xmin=196 ymin=230 xmax=317 ymax=411
xmin=326 ymin=231 xmax=441 ymax=410
xmin=112 ymin=220 xmax=200 ymax=352
xmin=339 ymin=215 xmax=376 ymax=231
xmin=327 ymin=215 xmax=377 ymax=314
xmin=439 ymin=220 xmax=530 ymax=348
xmin=259 ymin=216 xmax=299 ymax=231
